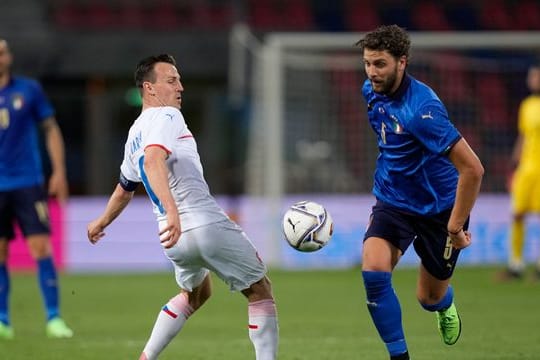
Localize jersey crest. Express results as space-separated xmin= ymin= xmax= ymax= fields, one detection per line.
xmin=11 ymin=93 xmax=24 ymax=110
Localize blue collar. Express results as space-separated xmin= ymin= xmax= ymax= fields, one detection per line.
xmin=388 ymin=73 xmax=411 ymax=100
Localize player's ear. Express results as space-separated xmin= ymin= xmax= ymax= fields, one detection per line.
xmin=398 ymin=56 xmax=407 ymax=71
xmin=143 ymin=82 xmax=155 ymax=95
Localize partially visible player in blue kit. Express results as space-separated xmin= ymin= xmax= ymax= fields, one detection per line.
xmin=356 ymin=26 xmax=484 ymax=360
xmin=0 ymin=39 xmax=73 ymax=339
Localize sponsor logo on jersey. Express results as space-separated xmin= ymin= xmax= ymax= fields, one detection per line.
xmin=421 ymin=111 xmax=434 ymax=120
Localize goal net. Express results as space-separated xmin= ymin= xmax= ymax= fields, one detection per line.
xmin=231 ymin=28 xmax=540 ymax=198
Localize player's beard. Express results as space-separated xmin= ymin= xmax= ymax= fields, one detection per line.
xmin=371 ymin=65 xmax=399 ymax=95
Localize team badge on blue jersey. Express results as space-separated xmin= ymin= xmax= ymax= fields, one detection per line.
xmin=390 ymin=114 xmax=403 ymax=133
xmin=11 ymin=94 xmax=24 ymax=110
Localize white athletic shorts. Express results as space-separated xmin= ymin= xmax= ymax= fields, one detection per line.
xmin=161 ymin=219 xmax=267 ymax=292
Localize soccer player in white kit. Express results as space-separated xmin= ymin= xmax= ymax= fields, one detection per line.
xmin=87 ymin=54 xmax=278 ymax=360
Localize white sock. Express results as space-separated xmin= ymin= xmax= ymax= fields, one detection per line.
xmin=141 ymin=293 xmax=193 ymax=360
xmin=248 ymin=299 xmax=279 ymax=360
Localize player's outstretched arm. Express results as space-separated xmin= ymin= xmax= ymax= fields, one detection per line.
xmin=87 ymin=184 xmax=134 ymax=244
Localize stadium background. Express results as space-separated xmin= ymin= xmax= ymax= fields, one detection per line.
xmin=2 ymin=2 xmax=540 ymax=360
xmin=1 ymin=0 xmax=539 ymax=271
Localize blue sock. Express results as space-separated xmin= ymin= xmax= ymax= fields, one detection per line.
xmin=37 ymin=257 xmax=59 ymax=321
xmin=362 ymin=271 xmax=407 ymax=357
xmin=0 ymin=263 xmax=9 ymax=325
xmin=420 ymin=285 xmax=454 ymax=312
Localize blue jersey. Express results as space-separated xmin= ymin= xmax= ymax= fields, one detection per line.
xmin=0 ymin=76 xmax=54 ymax=191
xmin=362 ymin=74 xmax=462 ymax=215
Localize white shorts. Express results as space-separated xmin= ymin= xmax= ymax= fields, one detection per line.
xmin=161 ymin=220 xmax=267 ymax=292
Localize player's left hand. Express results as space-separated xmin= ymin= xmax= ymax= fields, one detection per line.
xmin=449 ymin=229 xmax=471 ymax=250
xmin=159 ymin=213 xmax=181 ymax=249
xmin=48 ymin=171 xmax=69 ymax=203
xmin=87 ymin=220 xmax=106 ymax=244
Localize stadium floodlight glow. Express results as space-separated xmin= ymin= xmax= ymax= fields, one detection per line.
xmin=125 ymin=87 xmax=142 ymax=107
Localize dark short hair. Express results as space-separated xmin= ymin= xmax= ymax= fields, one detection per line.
xmin=134 ymin=54 xmax=176 ymax=88
xmin=356 ymin=25 xmax=411 ymax=59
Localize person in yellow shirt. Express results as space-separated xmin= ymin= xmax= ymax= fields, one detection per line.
xmin=502 ymin=62 xmax=540 ymax=279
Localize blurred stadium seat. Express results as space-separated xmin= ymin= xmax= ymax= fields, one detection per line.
xmin=443 ymin=0 xmax=480 ymax=30
xmin=343 ymin=0 xmax=381 ymax=32
xmin=149 ymin=0 xmax=181 ymax=30
xmin=411 ymin=1 xmax=453 ymax=31
xmin=192 ymin=1 xmax=234 ymax=30
xmin=378 ymin=0 xmax=412 ymax=30
xmin=47 ymin=0 xmax=539 ymax=33
xmin=480 ymin=0 xmax=514 ymax=30
xmin=513 ymin=0 xmax=540 ymax=30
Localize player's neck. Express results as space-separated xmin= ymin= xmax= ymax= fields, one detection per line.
xmin=142 ymin=97 xmax=161 ymax=111
xmin=0 ymin=73 xmax=9 ymax=89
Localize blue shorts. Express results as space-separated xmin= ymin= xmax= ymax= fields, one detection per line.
xmin=364 ymin=200 xmax=469 ymax=280
xmin=0 ymin=185 xmax=50 ymax=241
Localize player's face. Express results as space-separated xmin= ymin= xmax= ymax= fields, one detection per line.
xmin=363 ymin=49 xmax=406 ymax=95
xmin=527 ymin=66 xmax=540 ymax=94
xmin=0 ymin=40 xmax=13 ymax=78
xmin=147 ymin=62 xmax=184 ymax=109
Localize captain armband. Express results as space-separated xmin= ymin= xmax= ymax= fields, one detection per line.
xmin=119 ymin=172 xmax=140 ymax=192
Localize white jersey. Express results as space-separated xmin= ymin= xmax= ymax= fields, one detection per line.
xmin=120 ymin=106 xmax=229 ymax=231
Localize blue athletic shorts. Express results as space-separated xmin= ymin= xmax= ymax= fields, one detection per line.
xmin=0 ymin=185 xmax=50 ymax=240
xmin=364 ymin=200 xmax=469 ymax=280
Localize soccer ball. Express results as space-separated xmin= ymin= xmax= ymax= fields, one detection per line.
xmin=282 ymin=201 xmax=333 ymax=252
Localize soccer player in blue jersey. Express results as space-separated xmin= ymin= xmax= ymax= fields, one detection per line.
xmin=356 ymin=25 xmax=484 ymax=360
xmin=0 ymin=39 xmax=73 ymax=339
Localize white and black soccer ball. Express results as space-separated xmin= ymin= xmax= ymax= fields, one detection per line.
xmin=282 ymin=201 xmax=333 ymax=252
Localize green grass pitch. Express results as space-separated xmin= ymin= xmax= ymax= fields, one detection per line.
xmin=2 ymin=266 xmax=539 ymax=359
